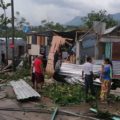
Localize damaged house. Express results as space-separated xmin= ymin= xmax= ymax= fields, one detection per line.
xmin=79 ymin=25 xmax=120 ymax=78
xmin=0 ymin=37 xmax=26 ymax=63
xmin=80 ymin=25 xmax=120 ymax=60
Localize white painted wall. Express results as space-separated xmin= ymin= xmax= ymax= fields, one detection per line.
xmin=29 ymin=44 xmax=40 ymax=55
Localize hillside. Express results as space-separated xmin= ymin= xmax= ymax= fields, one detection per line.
xmin=65 ymin=13 xmax=120 ymax=26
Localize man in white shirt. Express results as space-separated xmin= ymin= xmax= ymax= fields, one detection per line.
xmin=82 ymin=57 xmax=95 ymax=101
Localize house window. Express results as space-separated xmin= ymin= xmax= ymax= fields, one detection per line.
xmin=32 ymin=35 xmax=37 ymax=44
xmin=40 ymin=45 xmax=46 ymax=55
xmin=27 ymin=44 xmax=31 ymax=49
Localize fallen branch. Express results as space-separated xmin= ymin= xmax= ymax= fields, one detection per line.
xmin=60 ymin=109 xmax=100 ymax=120
xmin=51 ymin=107 xmax=58 ymax=120
xmin=0 ymin=69 xmax=12 ymax=74
xmin=3 ymin=63 xmax=12 ymax=70
xmin=0 ymin=107 xmax=99 ymax=120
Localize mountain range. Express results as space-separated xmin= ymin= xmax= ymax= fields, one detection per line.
xmin=65 ymin=13 xmax=120 ymax=26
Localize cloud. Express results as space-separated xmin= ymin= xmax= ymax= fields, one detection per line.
xmin=109 ymin=1 xmax=120 ymax=13
xmin=1 ymin=0 xmax=120 ymax=26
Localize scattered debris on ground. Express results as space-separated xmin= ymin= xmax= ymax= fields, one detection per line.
xmin=0 ymin=62 xmax=119 ymax=119
xmin=110 ymin=88 xmax=120 ymax=97
xmin=0 ymin=80 xmax=119 ymax=120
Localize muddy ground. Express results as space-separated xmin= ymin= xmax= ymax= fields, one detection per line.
xmin=0 ymin=80 xmax=119 ymax=120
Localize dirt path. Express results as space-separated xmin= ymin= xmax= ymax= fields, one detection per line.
xmin=0 ymin=85 xmax=89 ymax=120
xmin=0 ymin=83 xmax=119 ymax=120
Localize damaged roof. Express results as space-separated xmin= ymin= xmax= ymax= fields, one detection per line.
xmin=27 ymin=29 xmax=86 ymax=39
xmin=103 ymin=25 xmax=120 ymax=35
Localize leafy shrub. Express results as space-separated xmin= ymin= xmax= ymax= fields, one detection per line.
xmin=0 ymin=68 xmax=30 ymax=81
xmin=43 ymin=83 xmax=86 ymax=106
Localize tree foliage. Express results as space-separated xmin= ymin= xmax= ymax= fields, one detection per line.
xmin=41 ymin=20 xmax=65 ymax=31
xmin=0 ymin=0 xmax=11 ymax=27
xmin=82 ymin=10 xmax=117 ymax=28
xmin=15 ymin=11 xmax=30 ymax=30
xmin=31 ymin=19 xmax=79 ymax=32
xmin=0 ymin=0 xmax=29 ymax=39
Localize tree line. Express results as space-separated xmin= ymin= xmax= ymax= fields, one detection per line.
xmin=0 ymin=0 xmax=118 ymax=38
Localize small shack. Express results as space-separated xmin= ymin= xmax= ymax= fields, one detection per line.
xmin=100 ymin=25 xmax=120 ymax=60
xmin=79 ymin=25 xmax=120 ymax=61
xmin=0 ymin=37 xmax=26 ymax=64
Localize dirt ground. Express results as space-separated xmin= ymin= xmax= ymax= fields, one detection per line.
xmin=0 ymin=82 xmax=119 ymax=120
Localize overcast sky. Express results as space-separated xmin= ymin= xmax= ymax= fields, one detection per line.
xmin=1 ymin=0 xmax=120 ymax=26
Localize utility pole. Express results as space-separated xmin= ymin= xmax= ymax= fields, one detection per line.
xmin=1 ymin=0 xmax=8 ymax=65
xmin=4 ymin=9 xmax=8 ymax=65
xmin=95 ymin=33 xmax=98 ymax=60
xmin=11 ymin=0 xmax=15 ymax=71
xmin=75 ymin=31 xmax=80 ymax=64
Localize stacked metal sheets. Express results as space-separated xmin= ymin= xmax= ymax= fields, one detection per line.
xmin=57 ymin=63 xmax=101 ymax=86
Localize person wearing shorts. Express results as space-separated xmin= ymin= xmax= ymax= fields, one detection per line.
xmin=34 ymin=55 xmax=44 ymax=90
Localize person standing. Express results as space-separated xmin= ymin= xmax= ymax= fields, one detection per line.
xmin=100 ymin=58 xmax=111 ymax=102
xmin=1 ymin=51 xmax=5 ymax=65
xmin=82 ymin=57 xmax=95 ymax=101
xmin=108 ymin=59 xmax=113 ymax=96
xmin=34 ymin=55 xmax=44 ymax=90
xmin=31 ymin=56 xmax=36 ymax=88
xmin=54 ymin=50 xmax=59 ymax=69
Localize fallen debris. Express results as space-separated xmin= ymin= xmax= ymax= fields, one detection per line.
xmin=10 ymin=79 xmax=41 ymax=100
xmin=0 ymin=107 xmax=99 ymax=120
xmin=0 ymin=92 xmax=7 ymax=99
xmin=51 ymin=107 xmax=58 ymax=120
xmin=110 ymin=88 xmax=120 ymax=97
xmin=90 ymin=108 xmax=120 ymax=120
xmin=55 ymin=63 xmax=102 ymax=86
xmin=0 ymin=69 xmax=12 ymax=74
xmin=3 ymin=63 xmax=12 ymax=71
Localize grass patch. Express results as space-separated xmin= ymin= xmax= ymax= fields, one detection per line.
xmin=0 ymin=68 xmax=30 ymax=81
xmin=43 ymin=83 xmax=87 ymax=106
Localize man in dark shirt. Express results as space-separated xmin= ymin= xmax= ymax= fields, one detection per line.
xmin=1 ymin=51 xmax=5 ymax=65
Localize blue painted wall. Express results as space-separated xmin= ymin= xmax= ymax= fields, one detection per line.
xmin=81 ymin=34 xmax=96 ymax=58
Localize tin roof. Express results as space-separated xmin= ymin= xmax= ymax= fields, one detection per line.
xmin=104 ymin=26 xmax=118 ymax=35
xmin=10 ymin=80 xmax=41 ymax=100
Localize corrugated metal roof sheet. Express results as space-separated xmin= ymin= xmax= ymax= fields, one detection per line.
xmin=60 ymin=63 xmax=101 ymax=76
xmin=94 ymin=60 xmax=120 ymax=76
xmin=113 ymin=61 xmax=120 ymax=75
xmin=59 ymin=63 xmax=101 ymax=85
xmin=10 ymin=80 xmax=41 ymax=100
xmin=104 ymin=26 xmax=117 ymax=35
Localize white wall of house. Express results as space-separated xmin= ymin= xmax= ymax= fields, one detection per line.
xmin=0 ymin=38 xmax=26 ymax=61
xmin=29 ymin=44 xmax=40 ymax=56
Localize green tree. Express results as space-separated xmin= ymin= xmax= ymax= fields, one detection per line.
xmin=82 ymin=10 xmax=117 ymax=28
xmin=40 ymin=20 xmax=65 ymax=31
xmin=0 ymin=0 xmax=11 ymax=29
xmin=15 ymin=11 xmax=30 ymax=30
xmin=0 ymin=10 xmax=30 ymax=39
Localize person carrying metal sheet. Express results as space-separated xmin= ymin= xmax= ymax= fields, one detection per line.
xmin=82 ymin=56 xmax=95 ymax=102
